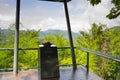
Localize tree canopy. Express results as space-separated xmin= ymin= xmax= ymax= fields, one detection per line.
xmin=76 ymin=23 xmax=120 ymax=79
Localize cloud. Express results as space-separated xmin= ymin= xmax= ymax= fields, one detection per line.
xmin=75 ymin=0 xmax=89 ymax=10
xmin=0 ymin=0 xmax=119 ymax=32
xmin=20 ymin=5 xmax=66 ymax=30
xmin=0 ymin=2 xmax=15 ymax=29
xmin=68 ymin=0 xmax=120 ymax=32
xmin=0 ymin=14 xmax=14 ymax=21
xmin=0 ymin=2 xmax=15 ymax=15
xmin=21 ymin=17 xmax=67 ymax=31
xmin=86 ymin=0 xmax=120 ymax=27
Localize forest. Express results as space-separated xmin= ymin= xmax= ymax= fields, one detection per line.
xmin=0 ymin=23 xmax=120 ymax=80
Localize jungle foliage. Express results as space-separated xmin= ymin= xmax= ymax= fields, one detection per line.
xmin=76 ymin=23 xmax=120 ymax=79
xmin=0 ymin=23 xmax=120 ymax=79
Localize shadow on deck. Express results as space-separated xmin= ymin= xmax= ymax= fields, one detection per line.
xmin=0 ymin=67 xmax=103 ymax=80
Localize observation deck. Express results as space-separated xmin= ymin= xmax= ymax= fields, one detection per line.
xmin=0 ymin=67 xmax=103 ymax=80
xmin=0 ymin=47 xmax=120 ymax=80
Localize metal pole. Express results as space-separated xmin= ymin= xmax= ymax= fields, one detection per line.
xmin=119 ymin=62 xmax=120 ymax=80
xmin=13 ymin=0 xmax=20 ymax=75
xmin=63 ymin=0 xmax=77 ymax=70
xmin=86 ymin=52 xmax=89 ymax=75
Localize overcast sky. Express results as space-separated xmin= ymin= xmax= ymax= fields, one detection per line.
xmin=0 ymin=0 xmax=119 ymax=32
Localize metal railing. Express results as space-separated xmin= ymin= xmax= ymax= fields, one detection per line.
xmin=77 ymin=47 xmax=120 ymax=73
xmin=0 ymin=47 xmax=120 ymax=79
xmin=77 ymin=47 xmax=120 ymax=80
xmin=0 ymin=47 xmax=74 ymax=70
xmin=0 ymin=46 xmax=120 ymax=63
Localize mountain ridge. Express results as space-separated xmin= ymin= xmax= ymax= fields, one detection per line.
xmin=39 ymin=29 xmax=80 ymax=40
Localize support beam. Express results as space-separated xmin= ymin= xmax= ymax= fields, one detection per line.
xmin=63 ymin=0 xmax=77 ymax=70
xmin=13 ymin=0 xmax=20 ymax=75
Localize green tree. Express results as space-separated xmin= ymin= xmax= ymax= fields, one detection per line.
xmin=107 ymin=26 xmax=120 ymax=79
xmin=0 ymin=28 xmax=14 ymax=70
xmin=18 ymin=30 xmax=41 ymax=68
xmin=76 ymin=23 xmax=120 ymax=79
xmin=76 ymin=23 xmax=107 ymax=73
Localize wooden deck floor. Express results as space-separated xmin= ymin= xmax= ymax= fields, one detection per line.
xmin=0 ymin=67 xmax=103 ymax=80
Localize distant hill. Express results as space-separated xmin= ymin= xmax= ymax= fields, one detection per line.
xmin=0 ymin=29 xmax=80 ymax=41
xmin=109 ymin=26 xmax=120 ymax=30
xmin=39 ymin=29 xmax=80 ymax=40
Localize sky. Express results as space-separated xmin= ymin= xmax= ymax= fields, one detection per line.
xmin=0 ymin=0 xmax=120 ymax=32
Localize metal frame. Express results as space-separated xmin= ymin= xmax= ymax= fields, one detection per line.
xmin=14 ymin=0 xmax=77 ymax=75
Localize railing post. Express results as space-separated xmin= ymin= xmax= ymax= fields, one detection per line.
xmin=86 ymin=52 xmax=89 ymax=75
xmin=38 ymin=49 xmax=41 ymax=80
xmin=63 ymin=0 xmax=77 ymax=70
xmin=119 ymin=62 xmax=120 ymax=80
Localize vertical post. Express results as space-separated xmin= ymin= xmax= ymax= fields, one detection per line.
xmin=63 ymin=0 xmax=77 ymax=70
xmin=38 ymin=49 xmax=41 ymax=80
xmin=14 ymin=0 xmax=20 ymax=75
xmin=119 ymin=62 xmax=120 ymax=80
xmin=86 ymin=52 xmax=89 ymax=75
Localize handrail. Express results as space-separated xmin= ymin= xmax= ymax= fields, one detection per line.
xmin=77 ymin=47 xmax=120 ymax=79
xmin=0 ymin=48 xmax=14 ymax=50
xmin=0 ymin=48 xmax=38 ymax=50
xmin=0 ymin=47 xmax=76 ymax=50
xmin=0 ymin=47 xmax=120 ymax=62
xmin=1 ymin=47 xmax=120 ymax=62
xmin=77 ymin=47 xmax=120 ymax=63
